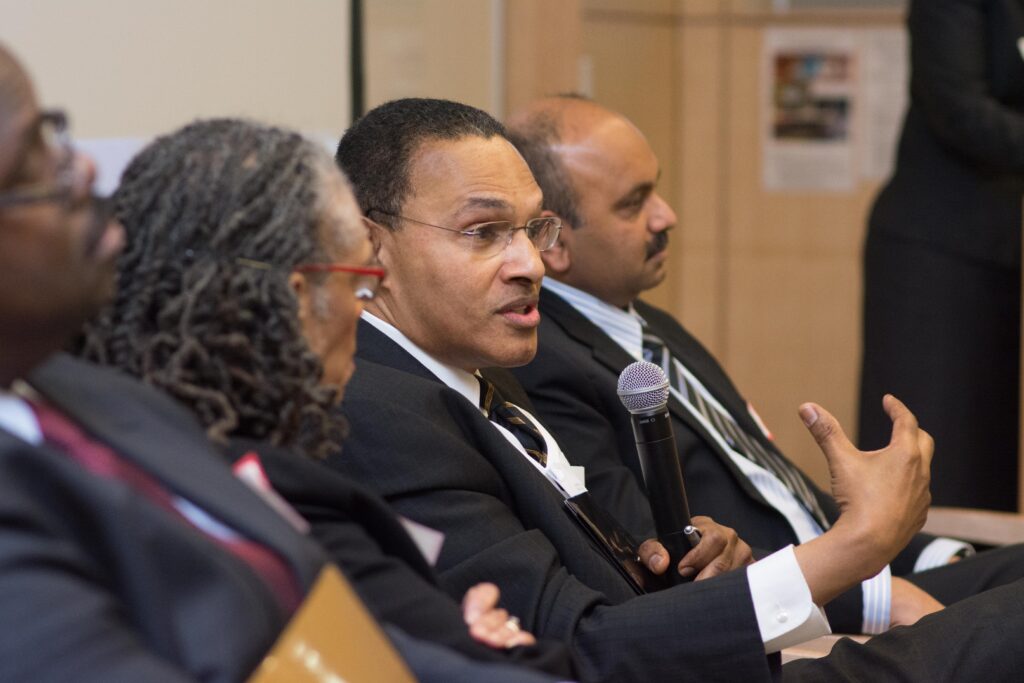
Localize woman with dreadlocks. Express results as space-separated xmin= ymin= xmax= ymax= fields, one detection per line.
xmin=78 ymin=118 xmax=574 ymax=680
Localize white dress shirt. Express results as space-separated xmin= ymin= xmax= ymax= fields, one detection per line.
xmin=544 ymin=277 xmax=971 ymax=634
xmin=362 ymin=310 xmax=831 ymax=652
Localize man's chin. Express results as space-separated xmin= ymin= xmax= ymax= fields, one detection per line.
xmin=639 ymin=269 xmax=668 ymax=296
xmin=488 ymin=341 xmax=538 ymax=369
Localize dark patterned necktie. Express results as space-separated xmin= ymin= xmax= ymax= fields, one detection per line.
xmin=642 ymin=330 xmax=830 ymax=530
xmin=477 ymin=375 xmax=548 ymax=467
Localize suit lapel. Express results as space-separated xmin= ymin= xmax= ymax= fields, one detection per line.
xmin=543 ymin=289 xmax=774 ymax=507
xmin=356 ymin=320 xmax=546 ymax=508
xmin=28 ymin=354 xmax=322 ymax=587
xmin=356 ymin=319 xmax=439 ymax=383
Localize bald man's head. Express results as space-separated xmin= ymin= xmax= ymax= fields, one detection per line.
xmin=505 ymin=95 xmax=596 ymax=231
xmin=506 ymin=96 xmax=676 ymax=307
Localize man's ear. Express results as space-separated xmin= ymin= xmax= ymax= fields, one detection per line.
xmin=362 ymin=215 xmax=385 ymax=257
xmin=540 ymin=209 xmax=572 ymax=276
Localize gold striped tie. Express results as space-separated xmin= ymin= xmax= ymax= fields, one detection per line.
xmin=478 ymin=376 xmax=549 ymax=467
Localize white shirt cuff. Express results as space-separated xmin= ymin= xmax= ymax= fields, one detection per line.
xmin=914 ymin=538 xmax=975 ymax=572
xmin=860 ymin=564 xmax=892 ymax=635
xmin=747 ymin=545 xmax=831 ymax=653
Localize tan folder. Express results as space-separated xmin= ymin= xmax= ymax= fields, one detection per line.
xmin=248 ymin=564 xmax=417 ymax=682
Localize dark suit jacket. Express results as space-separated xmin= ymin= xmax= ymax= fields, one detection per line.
xmin=869 ymin=0 xmax=1024 ymax=267
xmin=224 ymin=437 xmax=575 ymax=677
xmin=0 ymin=354 xmax=326 ymax=683
xmin=511 ymin=289 xmax=938 ymax=633
xmin=0 ymin=354 xmax=567 ymax=683
xmin=332 ymin=320 xmax=776 ymax=683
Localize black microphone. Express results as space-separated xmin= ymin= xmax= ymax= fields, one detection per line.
xmin=617 ymin=361 xmax=701 ymax=573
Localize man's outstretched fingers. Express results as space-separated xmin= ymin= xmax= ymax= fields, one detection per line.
xmin=799 ymin=402 xmax=854 ymax=463
xmin=917 ymin=428 xmax=935 ymax=467
xmin=882 ymin=394 xmax=920 ymax=448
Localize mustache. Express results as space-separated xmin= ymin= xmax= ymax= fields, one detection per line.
xmin=80 ymin=195 xmax=115 ymax=258
xmin=645 ymin=230 xmax=669 ymax=260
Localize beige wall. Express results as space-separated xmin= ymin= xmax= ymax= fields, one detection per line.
xmin=0 ymin=0 xmax=350 ymax=138
xmin=365 ymin=0 xmax=502 ymax=115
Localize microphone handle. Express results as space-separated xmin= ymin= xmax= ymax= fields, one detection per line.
xmin=630 ymin=408 xmax=699 ymax=569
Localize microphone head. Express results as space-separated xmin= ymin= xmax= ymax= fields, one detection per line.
xmin=617 ymin=361 xmax=670 ymax=414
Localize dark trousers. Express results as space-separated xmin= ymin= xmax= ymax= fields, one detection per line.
xmin=858 ymin=231 xmax=1020 ymax=511
xmin=904 ymin=543 xmax=1024 ymax=604
xmin=784 ymin=576 xmax=1024 ymax=682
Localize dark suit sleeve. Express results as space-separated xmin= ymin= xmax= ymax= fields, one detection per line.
xmin=334 ymin=375 xmax=774 ymax=682
xmin=909 ymin=0 xmax=1024 ymax=170
xmin=240 ymin=442 xmax=575 ymax=676
xmin=0 ymin=452 xmax=194 ymax=683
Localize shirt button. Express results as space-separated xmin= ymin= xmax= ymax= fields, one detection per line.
xmin=776 ymin=611 xmax=789 ymax=624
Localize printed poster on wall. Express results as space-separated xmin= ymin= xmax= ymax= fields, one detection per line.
xmin=763 ymin=28 xmax=858 ymax=192
xmin=762 ymin=26 xmax=908 ymax=192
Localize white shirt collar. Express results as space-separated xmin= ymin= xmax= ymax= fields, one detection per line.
xmin=361 ymin=311 xmax=482 ymax=407
xmin=542 ymin=278 xmax=646 ymax=361
xmin=360 ymin=309 xmax=587 ymax=496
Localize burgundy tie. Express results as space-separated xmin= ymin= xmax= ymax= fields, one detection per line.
xmin=30 ymin=399 xmax=303 ymax=614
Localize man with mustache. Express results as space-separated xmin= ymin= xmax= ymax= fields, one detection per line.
xmin=506 ymin=95 xmax=1024 ymax=636
xmin=331 ymin=96 xmax=1024 ymax=681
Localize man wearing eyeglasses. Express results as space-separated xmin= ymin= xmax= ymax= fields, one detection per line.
xmin=0 ymin=45 xmax=323 ymax=682
xmin=331 ymin=97 xmax=1024 ymax=680
xmin=0 ymin=47 xmax=569 ymax=683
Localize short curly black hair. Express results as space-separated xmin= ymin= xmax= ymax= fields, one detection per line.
xmin=335 ymin=97 xmax=507 ymax=228
xmin=78 ymin=118 xmax=360 ymax=458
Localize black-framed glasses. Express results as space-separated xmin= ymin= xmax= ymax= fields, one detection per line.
xmin=368 ymin=209 xmax=561 ymax=259
xmin=0 ymin=110 xmax=75 ymax=209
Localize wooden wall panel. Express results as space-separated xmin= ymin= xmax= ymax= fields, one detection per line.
xmin=365 ymin=0 xmax=499 ymax=115
xmin=581 ymin=13 xmax=680 ymax=311
xmin=676 ymin=18 xmax=727 ymax=352
xmin=504 ymin=0 xmax=583 ymax=115
xmin=585 ymin=0 xmax=677 ymax=15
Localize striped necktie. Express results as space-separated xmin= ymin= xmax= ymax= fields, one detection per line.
xmin=477 ymin=375 xmax=548 ymax=467
xmin=642 ymin=330 xmax=830 ymax=530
